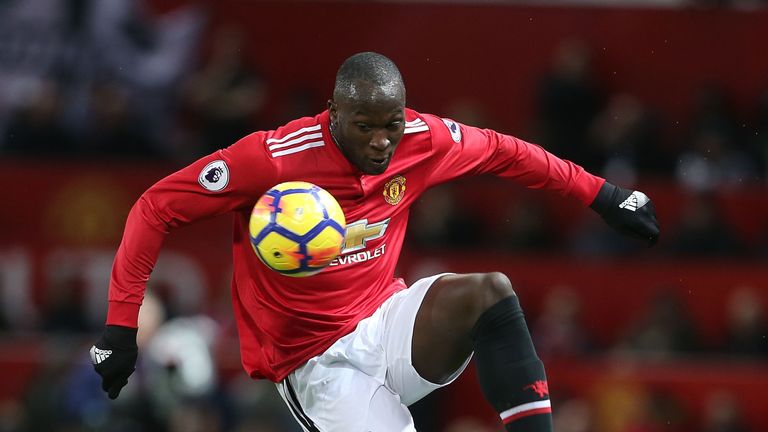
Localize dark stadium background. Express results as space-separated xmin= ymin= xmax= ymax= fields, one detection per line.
xmin=1 ymin=0 xmax=766 ymax=431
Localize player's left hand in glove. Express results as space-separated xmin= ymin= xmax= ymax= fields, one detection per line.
xmin=90 ymin=325 xmax=138 ymax=399
xmin=590 ymin=181 xmax=660 ymax=246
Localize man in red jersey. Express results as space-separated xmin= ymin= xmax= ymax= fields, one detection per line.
xmin=91 ymin=52 xmax=659 ymax=431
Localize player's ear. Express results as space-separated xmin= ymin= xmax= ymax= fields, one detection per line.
xmin=328 ymin=100 xmax=340 ymax=127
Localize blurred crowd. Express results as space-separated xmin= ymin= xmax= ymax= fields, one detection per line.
xmin=409 ymin=37 xmax=768 ymax=259
xmin=2 ymin=292 xmax=302 ymax=432
xmin=0 ymin=0 xmax=200 ymax=158
xmin=1 ymin=0 xmax=766 ymax=431
xmin=3 ymin=0 xmax=768 ymax=185
xmin=532 ymin=40 xmax=766 ymax=190
xmin=3 ymin=1 xmax=768 ymax=260
xmin=0 ymin=0 xmax=279 ymax=165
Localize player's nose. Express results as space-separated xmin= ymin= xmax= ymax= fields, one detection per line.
xmin=369 ymin=130 xmax=390 ymax=151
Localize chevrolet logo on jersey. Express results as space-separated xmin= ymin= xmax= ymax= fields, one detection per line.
xmin=329 ymin=218 xmax=390 ymax=267
xmin=342 ymin=218 xmax=389 ymax=253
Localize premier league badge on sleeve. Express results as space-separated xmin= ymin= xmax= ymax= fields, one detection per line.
xmin=198 ymin=160 xmax=230 ymax=192
xmin=441 ymin=118 xmax=462 ymax=143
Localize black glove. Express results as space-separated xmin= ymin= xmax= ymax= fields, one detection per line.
xmin=90 ymin=325 xmax=138 ymax=399
xmin=590 ymin=181 xmax=660 ymax=246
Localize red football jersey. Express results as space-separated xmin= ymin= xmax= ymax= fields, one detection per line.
xmin=106 ymin=109 xmax=604 ymax=381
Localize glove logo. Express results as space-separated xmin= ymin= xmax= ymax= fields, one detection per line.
xmin=90 ymin=346 xmax=113 ymax=365
xmin=618 ymin=191 xmax=649 ymax=212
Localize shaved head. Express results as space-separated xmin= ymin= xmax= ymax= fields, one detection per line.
xmin=332 ymin=52 xmax=405 ymax=104
xmin=328 ymin=52 xmax=407 ymax=175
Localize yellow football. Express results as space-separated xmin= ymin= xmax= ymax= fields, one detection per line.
xmin=249 ymin=182 xmax=346 ymax=277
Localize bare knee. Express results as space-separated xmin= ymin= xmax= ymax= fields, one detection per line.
xmin=475 ymin=271 xmax=516 ymax=314
xmin=453 ymin=272 xmax=516 ymax=330
xmin=412 ymin=272 xmax=517 ymax=382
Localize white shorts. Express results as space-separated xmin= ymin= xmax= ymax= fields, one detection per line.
xmin=275 ymin=273 xmax=472 ymax=432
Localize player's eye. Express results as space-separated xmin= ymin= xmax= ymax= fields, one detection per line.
xmin=387 ymin=121 xmax=403 ymax=131
xmin=356 ymin=123 xmax=371 ymax=132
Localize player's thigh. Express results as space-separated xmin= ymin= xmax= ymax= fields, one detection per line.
xmin=381 ymin=273 xmax=473 ymax=405
xmin=411 ymin=272 xmax=515 ymax=383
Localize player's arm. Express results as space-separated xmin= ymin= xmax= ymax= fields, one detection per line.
xmin=91 ymin=134 xmax=276 ymax=399
xmin=421 ymin=115 xmax=659 ymax=245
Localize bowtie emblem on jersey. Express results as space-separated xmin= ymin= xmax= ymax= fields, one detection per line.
xmin=383 ymin=175 xmax=406 ymax=205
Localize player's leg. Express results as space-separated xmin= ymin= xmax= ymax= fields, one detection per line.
xmin=412 ymin=272 xmax=552 ymax=431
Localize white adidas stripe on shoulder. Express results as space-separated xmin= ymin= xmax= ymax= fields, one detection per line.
xmin=404 ymin=118 xmax=429 ymax=134
xmin=267 ymin=123 xmax=325 ymax=158
xmin=268 ymin=132 xmax=323 ymax=151
xmin=266 ymin=124 xmax=321 ymax=144
xmin=272 ymin=141 xmax=325 ymax=157
xmin=405 ymin=119 xmax=425 ymax=127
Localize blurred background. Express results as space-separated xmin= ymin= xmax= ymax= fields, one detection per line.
xmin=1 ymin=0 xmax=767 ymax=431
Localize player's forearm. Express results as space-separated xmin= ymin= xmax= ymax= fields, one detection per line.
xmin=106 ymin=196 xmax=168 ymax=327
xmin=496 ymin=134 xmax=605 ymax=205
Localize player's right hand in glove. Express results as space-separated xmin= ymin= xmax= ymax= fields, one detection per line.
xmin=590 ymin=181 xmax=660 ymax=246
xmin=90 ymin=325 xmax=138 ymax=399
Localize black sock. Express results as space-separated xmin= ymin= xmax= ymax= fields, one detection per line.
xmin=471 ymin=296 xmax=552 ymax=431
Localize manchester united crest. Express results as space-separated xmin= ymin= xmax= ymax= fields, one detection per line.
xmin=383 ymin=175 xmax=406 ymax=205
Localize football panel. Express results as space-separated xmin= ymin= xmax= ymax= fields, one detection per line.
xmin=315 ymin=188 xmax=346 ymax=227
xmin=306 ymin=226 xmax=344 ymax=267
xmin=275 ymin=192 xmax=326 ymax=236
xmin=255 ymin=232 xmax=304 ymax=272
xmin=249 ymin=195 xmax=277 ymax=241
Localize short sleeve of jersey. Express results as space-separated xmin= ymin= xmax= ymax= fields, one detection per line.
xmin=419 ymin=113 xmax=603 ymax=205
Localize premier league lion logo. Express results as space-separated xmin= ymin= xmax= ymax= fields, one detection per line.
xmin=205 ymin=167 xmax=223 ymax=183
xmin=198 ymin=160 xmax=229 ymax=192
